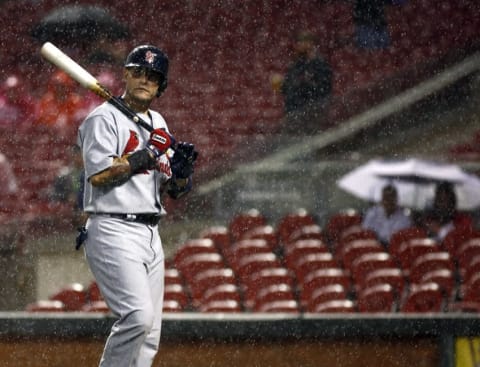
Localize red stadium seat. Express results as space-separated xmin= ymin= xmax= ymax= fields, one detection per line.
xmin=234 ymin=253 xmax=282 ymax=282
xmin=254 ymin=283 xmax=296 ymax=310
xmin=420 ymin=269 xmax=456 ymax=300
xmin=199 ymin=299 xmax=242 ymax=313
xmin=189 ymin=268 xmax=237 ymax=301
xmin=225 ymin=238 xmax=272 ymax=266
xmin=336 ymin=229 xmax=378 ymax=258
xmin=228 ymin=209 xmax=267 ymax=242
xmin=241 ymin=225 xmax=279 ymax=252
xmin=49 ymin=283 xmax=87 ymax=311
xmin=455 ymin=238 xmax=480 ymax=272
xmin=388 ymin=227 xmax=428 ymax=259
xmin=408 ymin=252 xmax=455 ymax=284
xmin=173 ymin=238 xmax=219 ymax=269
xmin=310 ymin=299 xmax=356 ymax=313
xmin=396 ymin=238 xmax=440 ymax=272
xmin=283 ymin=239 xmax=330 ymax=269
xmin=291 ymin=253 xmax=339 ymax=283
xmin=442 ymin=227 xmax=480 ymax=257
xmin=164 ymin=268 xmax=184 ymax=286
xmin=400 ymin=282 xmax=445 ymax=313
xmin=199 ymin=225 xmax=231 ymax=254
xmin=300 ymin=268 xmax=352 ymax=296
xmin=286 ymin=224 xmax=324 ymax=244
xmin=162 ymin=300 xmax=183 ymax=313
xmin=362 ymin=268 xmax=405 ymax=298
xmin=201 ymin=284 xmax=242 ymax=306
xmin=26 ymin=300 xmax=65 ymax=312
xmin=256 ymin=300 xmax=300 ymax=313
xmin=324 ymin=210 xmax=362 ymax=244
xmin=461 ymin=273 xmax=480 ymax=303
xmin=350 ymin=252 xmax=396 ymax=285
xmin=276 ymin=209 xmax=317 ymax=245
xmin=176 ymin=253 xmax=225 ymax=282
xmin=303 ymin=284 xmax=348 ymax=312
xmin=164 ymin=284 xmax=190 ymax=309
xmin=340 ymin=238 xmax=384 ymax=269
xmin=357 ymin=284 xmax=396 ymax=313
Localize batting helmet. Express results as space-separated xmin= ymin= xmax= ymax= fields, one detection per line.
xmin=124 ymin=45 xmax=169 ymax=97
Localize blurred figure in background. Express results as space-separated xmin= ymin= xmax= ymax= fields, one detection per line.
xmin=361 ymin=184 xmax=412 ymax=245
xmin=353 ymin=0 xmax=391 ymax=49
xmin=272 ymin=30 xmax=333 ymax=134
xmin=0 ymin=75 xmax=36 ymax=128
xmin=422 ymin=182 xmax=473 ymax=241
xmin=34 ymin=70 xmax=90 ymax=135
xmin=0 ymin=152 xmax=18 ymax=199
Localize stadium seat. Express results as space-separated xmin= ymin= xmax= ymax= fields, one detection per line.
xmin=233 ymin=253 xmax=282 ymax=283
xmin=199 ymin=299 xmax=242 ymax=313
xmin=302 ymin=284 xmax=348 ymax=312
xmin=357 ymin=283 xmax=396 ymax=313
xmin=310 ymin=299 xmax=356 ymax=313
xmin=362 ymin=268 xmax=405 ymax=299
xmin=189 ymin=267 xmax=237 ymax=301
xmin=455 ymin=238 xmax=480 ymax=272
xmin=388 ymin=227 xmax=428 ymax=258
xmin=228 ymin=209 xmax=267 ymax=242
xmin=86 ymin=281 xmax=103 ymax=302
xmin=253 ymin=283 xmax=296 ymax=310
xmin=162 ymin=300 xmax=183 ymax=313
xmin=396 ymin=238 xmax=441 ymax=271
xmin=460 ymin=273 xmax=480 ymax=303
xmin=225 ymin=238 xmax=273 ymax=266
xmin=340 ymin=238 xmax=384 ymax=269
xmin=283 ymin=239 xmax=330 ymax=269
xmin=400 ymin=282 xmax=445 ymax=313
xmin=442 ymin=227 xmax=480 ymax=258
xmin=164 ymin=284 xmax=190 ymax=309
xmin=336 ymin=229 xmax=378 ymax=258
xmin=408 ymin=251 xmax=455 ymax=284
xmin=26 ymin=300 xmax=65 ymax=312
xmin=198 ymin=225 xmax=231 ymax=254
xmin=291 ymin=253 xmax=339 ymax=283
xmin=324 ymin=210 xmax=362 ymax=245
xmin=164 ymin=268 xmax=184 ymax=286
xmin=49 ymin=283 xmax=87 ymax=311
xmin=286 ymin=224 xmax=324 ymax=244
xmin=173 ymin=238 xmax=219 ymax=269
xmin=176 ymin=253 xmax=225 ymax=283
xmin=350 ymin=252 xmax=397 ymax=285
xmin=461 ymin=255 xmax=480 ymax=284
xmin=256 ymin=299 xmax=300 ymax=313
xmin=276 ymin=209 xmax=317 ymax=245
xmin=299 ymin=268 xmax=352 ymax=296
xmin=240 ymin=225 xmax=279 ymax=252
xmin=200 ymin=284 xmax=242 ymax=306
xmin=242 ymin=267 xmax=295 ymax=310
xmin=420 ymin=269 xmax=456 ymax=300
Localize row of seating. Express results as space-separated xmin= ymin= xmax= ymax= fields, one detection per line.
xmin=27 ymin=208 xmax=480 ymax=314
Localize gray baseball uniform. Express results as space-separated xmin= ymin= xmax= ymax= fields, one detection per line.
xmin=77 ymin=101 xmax=172 ymax=367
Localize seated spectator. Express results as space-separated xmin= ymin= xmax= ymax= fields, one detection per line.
xmin=272 ymin=30 xmax=333 ymax=134
xmin=361 ymin=184 xmax=412 ymax=245
xmin=421 ymin=182 xmax=473 ymax=241
xmin=0 ymin=74 xmax=36 ymax=128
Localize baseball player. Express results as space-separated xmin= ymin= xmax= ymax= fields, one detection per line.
xmin=77 ymin=45 xmax=197 ymax=367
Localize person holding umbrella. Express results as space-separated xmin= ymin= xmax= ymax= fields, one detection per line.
xmin=421 ymin=182 xmax=473 ymax=241
xmin=361 ymin=184 xmax=413 ymax=246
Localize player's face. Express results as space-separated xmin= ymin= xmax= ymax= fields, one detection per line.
xmin=124 ymin=67 xmax=161 ymax=102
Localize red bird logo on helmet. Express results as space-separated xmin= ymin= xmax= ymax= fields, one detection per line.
xmin=145 ymin=51 xmax=155 ymax=64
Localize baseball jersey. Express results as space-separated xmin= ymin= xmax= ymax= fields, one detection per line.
xmin=77 ymin=101 xmax=172 ymax=214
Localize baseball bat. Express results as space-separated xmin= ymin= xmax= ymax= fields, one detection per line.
xmin=40 ymin=42 xmax=153 ymax=132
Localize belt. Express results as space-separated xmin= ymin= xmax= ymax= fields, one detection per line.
xmin=91 ymin=213 xmax=161 ymax=226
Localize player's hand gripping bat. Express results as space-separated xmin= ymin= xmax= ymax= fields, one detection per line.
xmin=40 ymin=41 xmax=154 ymax=133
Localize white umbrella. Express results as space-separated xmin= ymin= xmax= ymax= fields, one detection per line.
xmin=337 ymin=158 xmax=480 ymax=210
